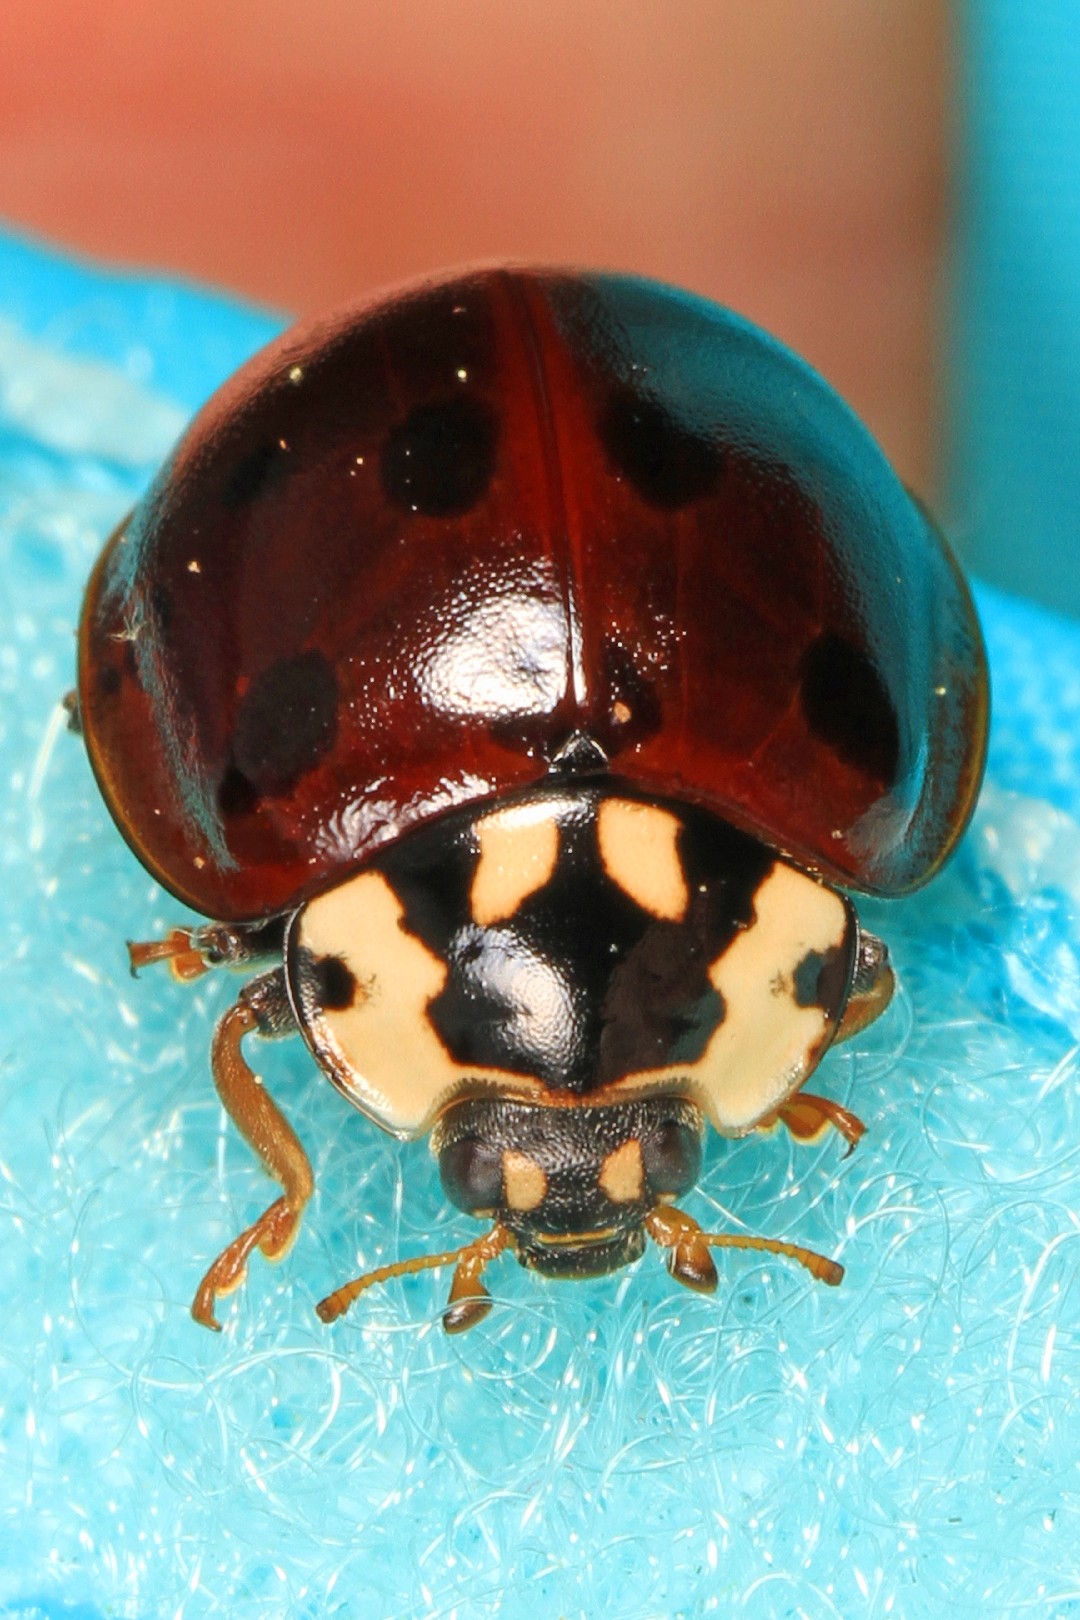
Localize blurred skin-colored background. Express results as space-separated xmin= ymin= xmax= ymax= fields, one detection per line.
xmin=0 ymin=1 xmax=946 ymax=492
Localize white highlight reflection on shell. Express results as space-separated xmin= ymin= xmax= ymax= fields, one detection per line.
xmin=419 ymin=587 xmax=567 ymax=718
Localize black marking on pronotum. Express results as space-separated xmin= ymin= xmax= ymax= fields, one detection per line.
xmin=375 ymin=791 xmax=774 ymax=1094
xmin=792 ymin=943 xmax=851 ymax=1015
xmin=375 ymin=814 xmax=480 ymax=958
xmin=312 ymin=954 xmax=358 ymax=1011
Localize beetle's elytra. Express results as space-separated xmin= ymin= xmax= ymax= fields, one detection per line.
xmin=75 ymin=268 xmax=988 ymax=1332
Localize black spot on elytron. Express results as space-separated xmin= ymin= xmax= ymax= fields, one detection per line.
xmin=380 ymin=395 xmax=499 ymax=518
xmin=95 ymin=664 xmax=122 ymax=701
xmin=217 ymin=764 xmax=260 ymax=817
xmin=230 ymin=648 xmax=339 ymax=797
xmin=598 ymin=388 xmax=723 ymax=509
xmin=792 ymin=942 xmax=852 ymax=1016
xmin=313 ymin=953 xmax=357 ymax=1011
xmin=221 ymin=440 xmax=291 ymax=510
xmin=800 ymin=632 xmax=901 ymax=786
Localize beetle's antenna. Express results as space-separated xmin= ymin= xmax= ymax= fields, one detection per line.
xmin=645 ymin=1205 xmax=843 ymax=1290
xmin=316 ymin=1222 xmax=512 ymax=1333
xmin=697 ymin=1229 xmax=843 ymax=1285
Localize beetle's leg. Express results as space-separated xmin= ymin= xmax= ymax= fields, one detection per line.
xmin=62 ymin=689 xmax=82 ymax=734
xmin=758 ymin=1085 xmax=866 ymax=1149
xmin=834 ymin=930 xmax=895 ymax=1044
xmin=770 ymin=1092 xmax=866 ymax=1149
xmin=646 ymin=1204 xmax=843 ymax=1290
xmin=127 ymin=917 xmax=287 ymax=983
xmin=191 ymin=968 xmax=314 ymax=1331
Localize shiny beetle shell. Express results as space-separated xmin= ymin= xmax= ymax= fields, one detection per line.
xmin=78 ymin=268 xmax=988 ymax=925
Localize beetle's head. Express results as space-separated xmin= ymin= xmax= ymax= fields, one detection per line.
xmin=313 ymin=1094 xmax=844 ymax=1334
xmin=434 ymin=1095 xmax=704 ymax=1283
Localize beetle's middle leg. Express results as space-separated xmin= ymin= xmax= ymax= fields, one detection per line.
xmin=191 ymin=967 xmax=314 ymax=1330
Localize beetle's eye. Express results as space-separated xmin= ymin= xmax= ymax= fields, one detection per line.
xmin=439 ymin=1135 xmax=503 ymax=1213
xmin=642 ymin=1118 xmax=702 ymax=1197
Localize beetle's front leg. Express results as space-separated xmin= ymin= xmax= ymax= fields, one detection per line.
xmin=191 ymin=967 xmax=314 ymax=1330
xmin=769 ymin=1091 xmax=866 ymax=1149
xmin=128 ymin=917 xmax=287 ymax=982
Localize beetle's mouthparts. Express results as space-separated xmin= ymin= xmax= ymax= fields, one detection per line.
xmin=533 ymin=1226 xmax=619 ymax=1247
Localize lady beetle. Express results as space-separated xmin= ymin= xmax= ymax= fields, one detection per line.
xmin=75 ymin=269 xmax=988 ymax=1333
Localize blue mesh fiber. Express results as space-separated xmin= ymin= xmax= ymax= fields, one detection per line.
xmin=2 ymin=227 xmax=1080 ymax=1617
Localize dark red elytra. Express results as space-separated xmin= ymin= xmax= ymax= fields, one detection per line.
xmin=78 ymin=268 xmax=988 ymax=923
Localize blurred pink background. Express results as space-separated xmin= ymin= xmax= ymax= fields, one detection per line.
xmin=0 ymin=0 xmax=945 ymax=488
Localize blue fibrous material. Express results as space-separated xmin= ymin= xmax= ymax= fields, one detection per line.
xmin=2 ymin=226 xmax=1079 ymax=1619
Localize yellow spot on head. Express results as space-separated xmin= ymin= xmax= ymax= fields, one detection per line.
xmin=503 ymin=1150 xmax=547 ymax=1211
xmin=598 ymin=1138 xmax=645 ymax=1203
